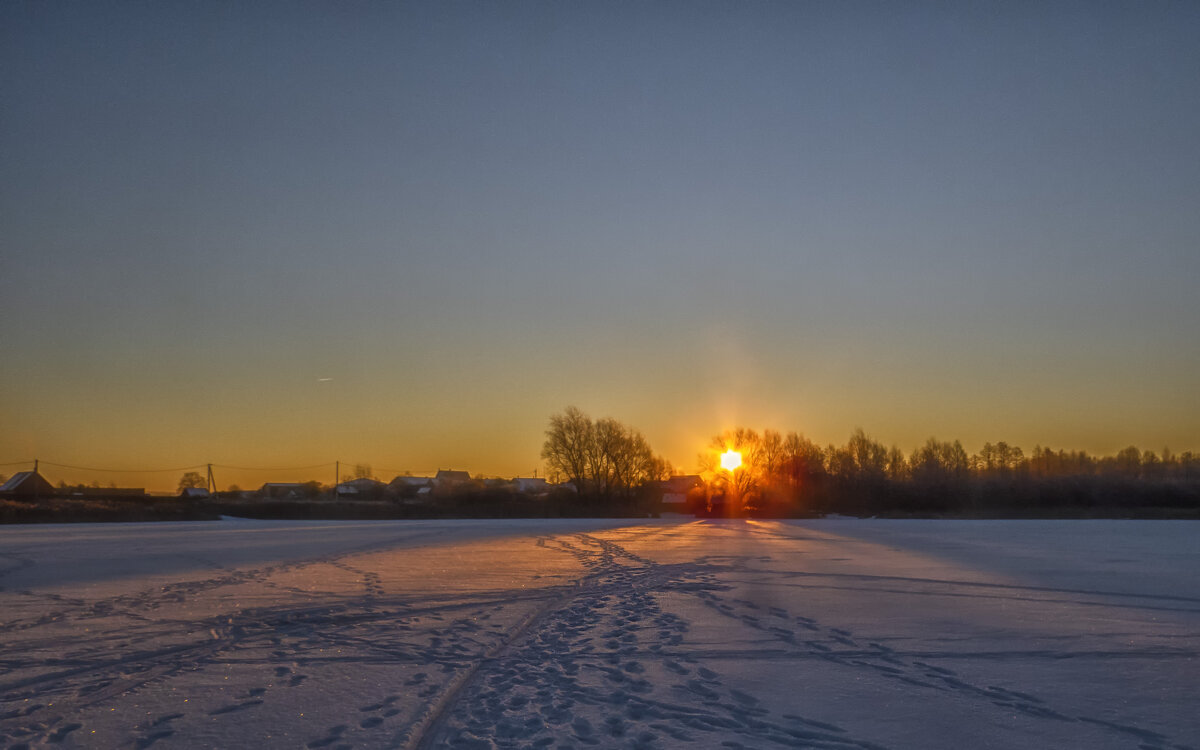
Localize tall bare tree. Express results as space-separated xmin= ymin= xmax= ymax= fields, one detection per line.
xmin=177 ymin=471 xmax=205 ymax=492
xmin=542 ymin=406 xmax=594 ymax=493
xmin=542 ymin=407 xmax=664 ymax=500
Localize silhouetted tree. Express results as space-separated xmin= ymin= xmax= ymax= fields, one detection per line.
xmin=885 ymin=446 xmax=909 ymax=482
xmin=702 ymin=428 xmax=773 ymax=513
xmin=542 ymin=406 xmax=594 ymax=494
xmin=910 ymin=438 xmax=968 ymax=484
xmin=847 ymin=428 xmax=888 ymax=482
xmin=760 ymin=430 xmax=785 ymax=482
xmin=1141 ymin=450 xmax=1163 ymax=479
xmin=1115 ymin=446 xmax=1142 ymax=477
xmin=178 ymin=471 xmax=206 ymax=492
xmin=782 ymin=432 xmax=826 ymax=486
xmin=542 ymin=407 xmax=665 ymax=502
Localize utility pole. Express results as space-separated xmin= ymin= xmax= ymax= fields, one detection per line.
xmin=206 ymin=464 xmax=215 ymax=494
xmin=335 ymin=461 xmax=339 ymax=498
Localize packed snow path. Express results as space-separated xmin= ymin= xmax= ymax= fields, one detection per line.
xmin=1 ymin=518 xmax=1197 ymax=749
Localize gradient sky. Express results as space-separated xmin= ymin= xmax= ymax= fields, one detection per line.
xmin=3 ymin=2 xmax=1198 ymax=491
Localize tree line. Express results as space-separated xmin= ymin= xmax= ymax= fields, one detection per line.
xmin=701 ymin=427 xmax=1198 ymax=517
xmin=10 ymin=412 xmax=1191 ymax=520
xmin=541 ymin=406 xmax=673 ymax=507
xmin=542 ymin=408 xmax=1199 ymax=517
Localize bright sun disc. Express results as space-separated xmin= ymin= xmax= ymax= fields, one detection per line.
xmin=720 ymin=450 xmax=742 ymax=472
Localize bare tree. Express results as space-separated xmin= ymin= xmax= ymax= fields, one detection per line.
xmin=911 ymin=438 xmax=969 ymax=485
xmin=760 ymin=430 xmax=785 ymax=482
xmin=542 ymin=407 xmax=664 ymax=500
xmin=177 ymin=471 xmax=206 ymax=492
xmin=886 ymin=445 xmax=909 ymax=481
xmin=542 ymin=406 xmax=595 ymax=494
xmin=847 ymin=428 xmax=888 ymax=482
xmin=782 ymin=432 xmax=826 ymax=487
xmin=702 ymin=428 xmax=767 ymax=511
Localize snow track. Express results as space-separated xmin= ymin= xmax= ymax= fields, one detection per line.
xmin=1 ymin=519 xmax=1197 ymax=749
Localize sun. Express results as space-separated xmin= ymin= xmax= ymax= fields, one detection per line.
xmin=720 ymin=449 xmax=742 ymax=472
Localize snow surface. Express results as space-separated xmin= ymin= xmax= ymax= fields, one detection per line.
xmin=1 ymin=518 xmax=1197 ymax=749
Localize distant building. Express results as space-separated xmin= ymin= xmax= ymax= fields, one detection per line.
xmin=0 ymin=470 xmax=55 ymax=499
xmin=336 ymin=477 xmax=385 ymax=497
xmin=387 ymin=475 xmax=433 ymax=490
xmin=660 ymin=475 xmax=706 ymax=511
xmin=65 ymin=487 xmax=146 ymax=499
xmin=512 ymin=477 xmax=549 ymax=494
xmin=386 ymin=476 xmax=433 ymax=503
xmin=434 ymin=470 xmax=471 ymax=489
xmin=259 ymin=482 xmax=306 ymax=500
xmin=180 ymin=487 xmax=211 ymax=499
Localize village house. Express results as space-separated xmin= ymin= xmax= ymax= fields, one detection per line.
xmin=660 ymin=475 xmax=706 ymax=513
xmin=387 ymin=475 xmax=433 ymax=492
xmin=259 ymin=482 xmax=307 ymax=500
xmin=512 ymin=476 xmax=549 ymax=494
xmin=386 ymin=475 xmax=434 ymax=503
xmin=67 ymin=486 xmax=147 ymax=499
xmin=0 ymin=470 xmax=55 ymax=499
xmin=336 ymin=477 xmax=386 ymax=498
xmin=433 ymin=470 xmax=472 ymax=490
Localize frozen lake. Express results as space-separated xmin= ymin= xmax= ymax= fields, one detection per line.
xmin=1 ymin=518 xmax=1197 ymax=749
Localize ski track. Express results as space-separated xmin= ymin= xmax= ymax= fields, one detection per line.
xmin=0 ymin=520 xmax=1196 ymax=750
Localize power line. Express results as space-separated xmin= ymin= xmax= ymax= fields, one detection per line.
xmin=0 ymin=460 xmax=35 ymax=467
xmin=373 ymin=467 xmax=439 ymax=477
xmin=212 ymin=462 xmax=336 ymax=472
xmin=38 ymin=460 xmax=207 ymax=473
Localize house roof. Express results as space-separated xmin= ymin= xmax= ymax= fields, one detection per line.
xmin=663 ymin=475 xmax=704 ymax=492
xmin=435 ymin=470 xmax=471 ymax=482
xmin=338 ymin=478 xmax=383 ymax=489
xmin=0 ymin=471 xmax=53 ymax=493
xmin=388 ymin=476 xmax=433 ymax=487
xmin=513 ymin=477 xmax=549 ymax=492
xmin=0 ymin=472 xmax=35 ymax=492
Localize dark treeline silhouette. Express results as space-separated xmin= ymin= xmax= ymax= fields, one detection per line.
xmin=707 ymin=427 xmax=1200 ymax=518
xmin=4 ymin=417 xmax=1197 ymax=523
xmin=541 ymin=406 xmax=673 ymax=503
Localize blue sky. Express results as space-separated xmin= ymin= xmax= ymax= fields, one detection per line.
xmin=2 ymin=2 xmax=1198 ymax=488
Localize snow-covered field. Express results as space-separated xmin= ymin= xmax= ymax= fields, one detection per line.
xmin=1 ymin=518 xmax=1196 ymax=749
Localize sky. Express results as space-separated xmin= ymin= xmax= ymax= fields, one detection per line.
xmin=2 ymin=2 xmax=1198 ymax=491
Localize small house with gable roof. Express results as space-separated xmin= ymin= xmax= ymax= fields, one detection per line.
xmin=0 ymin=470 xmax=55 ymax=500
